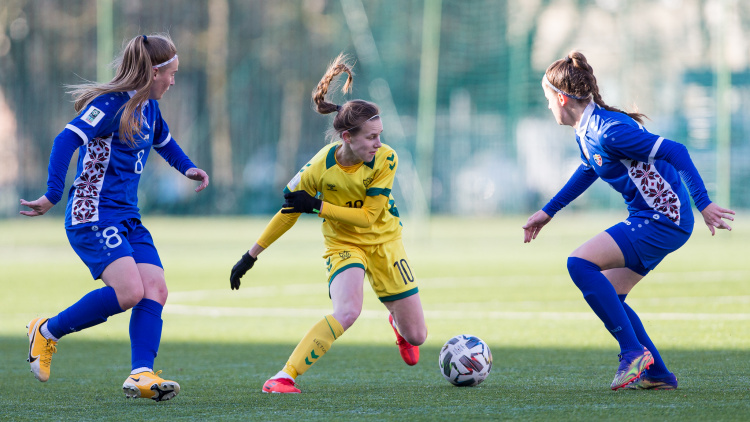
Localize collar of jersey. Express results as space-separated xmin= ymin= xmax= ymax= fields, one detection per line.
xmin=575 ymin=101 xmax=596 ymax=139
xmin=126 ymin=90 xmax=149 ymax=109
xmin=327 ymin=144 xmax=375 ymax=172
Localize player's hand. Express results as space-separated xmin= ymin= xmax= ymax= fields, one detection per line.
xmin=230 ymin=252 xmax=257 ymax=290
xmin=19 ymin=196 xmax=54 ymax=217
xmin=186 ymin=168 xmax=209 ymax=192
xmin=281 ymin=190 xmax=322 ymax=214
xmin=522 ymin=210 xmax=552 ymax=243
xmin=700 ymin=202 xmax=735 ymax=236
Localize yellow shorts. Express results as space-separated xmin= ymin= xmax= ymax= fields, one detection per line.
xmin=323 ymin=236 xmax=418 ymax=302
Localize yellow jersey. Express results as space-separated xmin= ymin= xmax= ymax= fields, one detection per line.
xmin=285 ymin=142 xmax=402 ymax=246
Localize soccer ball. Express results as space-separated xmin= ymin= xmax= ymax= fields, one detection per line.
xmin=438 ymin=334 xmax=492 ymax=387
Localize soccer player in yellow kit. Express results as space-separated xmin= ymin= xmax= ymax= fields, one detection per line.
xmin=229 ymin=54 xmax=427 ymax=393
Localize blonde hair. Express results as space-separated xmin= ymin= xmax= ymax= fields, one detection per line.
xmin=311 ymin=53 xmax=380 ymax=141
xmin=67 ymin=33 xmax=177 ymax=147
xmin=545 ymin=51 xmax=646 ymax=124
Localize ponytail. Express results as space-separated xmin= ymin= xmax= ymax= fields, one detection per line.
xmin=311 ymin=53 xmax=380 ymax=141
xmin=546 ymin=51 xmax=647 ymax=124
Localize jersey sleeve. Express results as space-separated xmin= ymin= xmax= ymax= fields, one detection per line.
xmin=256 ymin=211 xmax=301 ymax=249
xmin=653 ymin=138 xmax=711 ymax=211
xmin=64 ymin=95 xmax=122 ymax=144
xmin=151 ymin=106 xmax=196 ymax=174
xmin=151 ymin=102 xmax=172 ymax=147
xmin=318 ymin=194 xmax=389 ymax=228
xmin=44 ymin=129 xmax=84 ymax=204
xmin=284 ymin=147 xmax=331 ymax=197
xmin=542 ymin=164 xmax=599 ymax=217
xmin=600 ymin=122 xmax=663 ymax=163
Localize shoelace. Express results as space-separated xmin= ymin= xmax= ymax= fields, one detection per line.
xmin=41 ymin=340 xmax=57 ymax=366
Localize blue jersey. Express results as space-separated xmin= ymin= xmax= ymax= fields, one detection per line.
xmin=46 ymin=91 xmax=194 ymax=227
xmin=573 ymin=102 xmax=707 ymax=228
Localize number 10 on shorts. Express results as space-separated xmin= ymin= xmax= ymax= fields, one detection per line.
xmin=393 ymin=259 xmax=414 ymax=285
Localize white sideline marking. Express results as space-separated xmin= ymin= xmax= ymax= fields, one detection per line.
xmin=169 ymin=270 xmax=749 ymax=302
xmin=164 ymin=304 xmax=750 ymax=321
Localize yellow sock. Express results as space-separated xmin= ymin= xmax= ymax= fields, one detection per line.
xmin=283 ymin=315 xmax=344 ymax=378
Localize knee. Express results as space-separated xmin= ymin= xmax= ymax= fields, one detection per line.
xmin=402 ymin=325 xmax=428 ymax=346
xmin=145 ymin=280 xmax=169 ymax=305
xmin=567 ymin=256 xmax=599 ymax=278
xmin=114 ymin=283 xmax=144 ymax=310
xmin=333 ymin=306 xmax=361 ymax=330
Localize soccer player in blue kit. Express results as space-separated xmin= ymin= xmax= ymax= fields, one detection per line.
xmin=522 ymin=51 xmax=734 ymax=390
xmin=19 ymin=33 xmax=209 ymax=401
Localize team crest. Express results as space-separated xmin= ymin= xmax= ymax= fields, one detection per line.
xmin=363 ymin=177 xmax=373 ymax=187
xmin=339 ymin=251 xmax=351 ymax=260
xmin=593 ymin=154 xmax=602 ymax=166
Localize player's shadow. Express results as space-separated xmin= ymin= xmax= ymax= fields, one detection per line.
xmin=2 ymin=335 xmax=749 ymax=419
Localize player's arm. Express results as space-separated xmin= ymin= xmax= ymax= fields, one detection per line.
xmin=541 ymin=164 xmax=598 ymax=217
xmin=230 ymin=210 xmax=301 ymax=290
xmin=21 ymin=98 xmax=118 ymax=217
xmin=318 ymin=194 xmax=388 ymax=228
xmin=654 ymin=138 xmax=734 ymax=234
xmin=523 ymin=164 xmax=598 ymax=243
xmin=153 ymin=113 xmax=209 ymax=192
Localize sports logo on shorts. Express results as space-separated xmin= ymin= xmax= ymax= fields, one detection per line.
xmin=593 ymin=154 xmax=602 ymax=166
xmin=339 ymin=251 xmax=351 ymax=260
xmin=81 ymin=106 xmax=105 ymax=127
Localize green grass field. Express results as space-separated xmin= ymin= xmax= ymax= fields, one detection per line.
xmin=1 ymin=213 xmax=748 ymax=421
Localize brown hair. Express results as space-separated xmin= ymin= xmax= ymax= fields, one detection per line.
xmin=312 ymin=53 xmax=380 ymax=141
xmin=67 ymin=33 xmax=177 ymax=147
xmin=545 ymin=51 xmax=646 ymax=124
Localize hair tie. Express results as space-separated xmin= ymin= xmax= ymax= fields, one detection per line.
xmin=565 ymin=56 xmax=572 ymax=64
xmin=142 ymin=35 xmax=148 ymax=43
xmin=336 ymin=104 xmax=342 ymax=112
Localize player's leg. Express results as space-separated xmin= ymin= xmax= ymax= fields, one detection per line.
xmin=262 ymin=266 xmax=363 ymax=393
xmin=370 ymin=238 xmax=424 ymax=365
xmin=568 ymin=231 xmax=653 ymax=389
xmin=28 ymin=222 xmax=139 ymax=382
xmin=384 ymin=293 xmax=427 ymax=366
xmin=605 ymin=269 xmax=677 ymax=390
xmin=121 ymin=222 xmax=179 ymax=401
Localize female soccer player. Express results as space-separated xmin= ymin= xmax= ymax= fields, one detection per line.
xmin=522 ymin=51 xmax=734 ymax=391
xmin=229 ymin=54 xmax=427 ymax=393
xmin=20 ymin=33 xmax=209 ymax=401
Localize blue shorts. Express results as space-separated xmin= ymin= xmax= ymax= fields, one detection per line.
xmin=66 ymin=218 xmax=162 ymax=279
xmin=605 ymin=212 xmax=692 ymax=276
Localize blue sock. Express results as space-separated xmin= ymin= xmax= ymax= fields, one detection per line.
xmin=618 ymin=294 xmax=670 ymax=376
xmin=129 ymin=298 xmax=163 ymax=371
xmin=567 ymin=257 xmax=641 ymax=353
xmin=46 ymin=286 xmax=123 ymax=339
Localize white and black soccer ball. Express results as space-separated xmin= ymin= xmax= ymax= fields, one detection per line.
xmin=438 ymin=334 xmax=492 ymax=387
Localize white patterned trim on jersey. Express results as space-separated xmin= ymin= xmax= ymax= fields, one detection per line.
xmin=622 ymin=159 xmax=681 ymax=224
xmin=71 ymin=136 xmax=113 ymax=225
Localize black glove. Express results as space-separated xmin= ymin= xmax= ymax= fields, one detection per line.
xmin=281 ymin=190 xmax=322 ymax=214
xmin=230 ymin=252 xmax=257 ymax=290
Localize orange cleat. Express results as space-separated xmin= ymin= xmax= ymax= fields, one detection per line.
xmin=389 ymin=314 xmax=419 ymax=366
xmin=262 ymin=377 xmax=301 ymax=394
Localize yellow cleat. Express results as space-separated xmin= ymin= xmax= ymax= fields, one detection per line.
xmin=122 ymin=370 xmax=181 ymax=402
xmin=27 ymin=318 xmax=57 ymax=382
